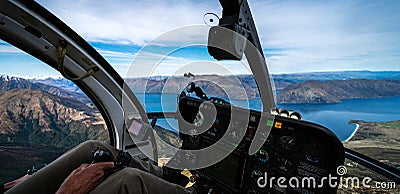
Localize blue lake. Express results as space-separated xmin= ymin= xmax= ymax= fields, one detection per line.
xmin=135 ymin=94 xmax=400 ymax=142
xmin=280 ymin=97 xmax=400 ymax=141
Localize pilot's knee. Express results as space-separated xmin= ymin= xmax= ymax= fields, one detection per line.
xmin=78 ymin=139 xmax=101 ymax=147
xmin=116 ymin=168 xmax=147 ymax=192
xmin=118 ymin=168 xmax=143 ymax=179
xmin=74 ymin=140 xmax=103 ymax=151
xmin=119 ymin=168 xmax=151 ymax=185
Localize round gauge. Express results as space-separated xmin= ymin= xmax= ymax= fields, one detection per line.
xmin=251 ymin=170 xmax=263 ymax=177
xmin=276 ymin=157 xmax=295 ymax=173
xmin=193 ymin=110 xmax=204 ymax=127
xmin=257 ymin=149 xmax=269 ymax=163
xmin=251 ymin=170 xmax=264 ymax=184
xmin=278 ymin=136 xmax=297 ymax=151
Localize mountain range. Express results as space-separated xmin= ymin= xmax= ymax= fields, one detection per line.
xmin=1 ymin=71 xmax=399 ymax=182
xmin=277 ymin=79 xmax=400 ymax=104
xmin=38 ymin=71 xmax=400 ymax=96
xmin=271 ymin=70 xmax=400 ymax=82
xmin=124 ymin=71 xmax=400 ymax=103
xmin=0 ymin=76 xmax=107 ymax=149
xmin=1 ymin=71 xmax=400 ymax=147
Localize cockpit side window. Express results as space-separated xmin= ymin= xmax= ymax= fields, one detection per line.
xmin=0 ymin=42 xmax=109 ymax=183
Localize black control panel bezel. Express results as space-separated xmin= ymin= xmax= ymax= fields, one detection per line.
xmin=177 ymin=96 xmax=345 ymax=193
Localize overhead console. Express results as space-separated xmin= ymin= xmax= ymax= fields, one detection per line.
xmin=177 ymin=96 xmax=344 ymax=194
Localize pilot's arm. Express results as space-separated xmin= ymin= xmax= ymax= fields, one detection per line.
xmin=5 ymin=140 xmax=194 ymax=194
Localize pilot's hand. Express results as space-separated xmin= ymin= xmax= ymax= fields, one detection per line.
xmin=56 ymin=162 xmax=114 ymax=194
xmin=4 ymin=174 xmax=30 ymax=190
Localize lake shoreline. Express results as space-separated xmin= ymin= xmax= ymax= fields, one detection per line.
xmin=344 ymin=123 xmax=359 ymax=142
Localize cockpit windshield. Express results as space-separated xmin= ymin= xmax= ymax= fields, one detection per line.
xmin=35 ymin=0 xmax=400 ymax=164
xmin=1 ymin=0 xmax=399 ymax=192
xmin=27 ymin=1 xmax=400 ymax=156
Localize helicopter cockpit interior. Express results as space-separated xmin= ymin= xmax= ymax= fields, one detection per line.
xmin=0 ymin=0 xmax=399 ymax=193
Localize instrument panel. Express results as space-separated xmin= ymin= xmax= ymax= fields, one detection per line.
xmin=177 ymin=96 xmax=344 ymax=194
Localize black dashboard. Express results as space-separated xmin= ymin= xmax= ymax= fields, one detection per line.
xmin=177 ymin=96 xmax=344 ymax=194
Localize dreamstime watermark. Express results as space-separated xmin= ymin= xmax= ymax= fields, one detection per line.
xmin=257 ymin=165 xmax=396 ymax=190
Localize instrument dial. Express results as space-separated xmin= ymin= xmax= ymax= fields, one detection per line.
xmin=256 ymin=149 xmax=269 ymax=163
xmin=277 ymin=158 xmax=295 ymax=173
xmin=278 ymin=136 xmax=297 ymax=152
xmin=251 ymin=170 xmax=264 ymax=184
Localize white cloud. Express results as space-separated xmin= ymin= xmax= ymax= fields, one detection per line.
xmin=32 ymin=0 xmax=400 ymax=74
xmin=37 ymin=0 xmax=221 ymax=46
xmin=249 ymin=0 xmax=400 ymax=73
xmin=97 ymin=49 xmax=135 ymax=59
xmin=0 ymin=41 xmax=24 ymax=53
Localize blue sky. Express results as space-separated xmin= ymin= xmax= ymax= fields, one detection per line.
xmin=0 ymin=0 xmax=399 ymax=78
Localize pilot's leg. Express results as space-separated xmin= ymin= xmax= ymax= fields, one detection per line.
xmin=90 ymin=168 xmax=194 ymax=194
xmin=6 ymin=140 xmax=119 ymax=194
xmin=6 ymin=140 xmax=166 ymax=194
